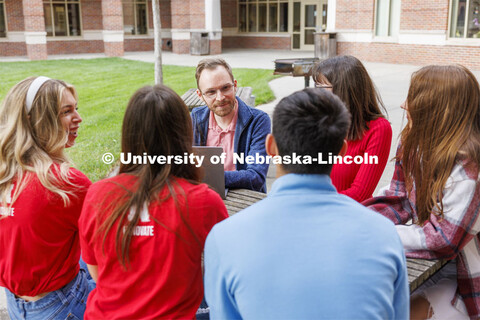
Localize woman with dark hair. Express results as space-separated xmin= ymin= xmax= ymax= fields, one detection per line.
xmin=0 ymin=76 xmax=93 ymax=319
xmin=313 ymin=55 xmax=392 ymax=202
xmin=79 ymin=85 xmax=228 ymax=319
xmin=364 ymin=65 xmax=480 ymax=319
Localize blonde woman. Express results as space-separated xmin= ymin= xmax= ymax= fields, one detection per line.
xmin=364 ymin=65 xmax=480 ymax=319
xmin=0 ymin=77 xmax=93 ymax=319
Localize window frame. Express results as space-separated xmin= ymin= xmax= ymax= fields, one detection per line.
xmin=43 ymin=0 xmax=82 ymax=37
xmin=0 ymin=0 xmax=7 ymax=38
xmin=122 ymin=0 xmax=149 ymax=36
xmin=448 ymin=0 xmax=480 ymax=39
xmin=238 ymin=0 xmax=289 ymax=34
xmin=373 ymin=0 xmax=400 ymax=40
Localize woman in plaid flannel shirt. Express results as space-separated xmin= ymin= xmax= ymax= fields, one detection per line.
xmin=364 ymin=65 xmax=480 ymax=319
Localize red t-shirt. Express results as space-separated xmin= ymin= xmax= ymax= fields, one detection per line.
xmin=331 ymin=117 xmax=392 ymax=202
xmin=79 ymin=174 xmax=228 ymax=320
xmin=0 ymin=166 xmax=91 ymax=296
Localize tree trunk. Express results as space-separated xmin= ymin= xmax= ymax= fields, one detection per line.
xmin=152 ymin=0 xmax=163 ymax=84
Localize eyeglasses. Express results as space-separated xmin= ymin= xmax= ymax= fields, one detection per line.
xmin=314 ymin=83 xmax=333 ymax=89
xmin=201 ymin=83 xmax=235 ymax=99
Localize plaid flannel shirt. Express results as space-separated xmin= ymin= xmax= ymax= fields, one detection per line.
xmin=363 ymin=154 xmax=480 ymax=319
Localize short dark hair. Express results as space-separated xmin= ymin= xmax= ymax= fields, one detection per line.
xmin=312 ymin=55 xmax=386 ymax=141
xmin=195 ymin=58 xmax=234 ymax=88
xmin=273 ymin=88 xmax=350 ymax=175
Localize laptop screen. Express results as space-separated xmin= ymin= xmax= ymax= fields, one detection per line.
xmin=192 ymin=146 xmax=227 ymax=200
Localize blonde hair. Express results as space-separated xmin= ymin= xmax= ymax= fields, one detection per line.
xmin=400 ymin=65 xmax=480 ymax=224
xmin=0 ymin=77 xmax=79 ymax=213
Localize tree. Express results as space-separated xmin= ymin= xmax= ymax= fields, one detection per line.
xmin=152 ymin=0 xmax=163 ymax=84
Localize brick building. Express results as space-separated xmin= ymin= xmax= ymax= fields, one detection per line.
xmin=0 ymin=1 xmax=479 ymax=68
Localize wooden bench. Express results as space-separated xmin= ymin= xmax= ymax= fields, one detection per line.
xmin=181 ymin=87 xmax=256 ymax=110
xmin=224 ymin=188 xmax=447 ymax=293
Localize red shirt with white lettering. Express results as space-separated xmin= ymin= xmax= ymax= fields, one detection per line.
xmin=79 ymin=174 xmax=228 ymax=320
xmin=0 ymin=166 xmax=91 ymax=296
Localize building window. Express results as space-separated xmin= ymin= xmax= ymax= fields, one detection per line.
xmin=0 ymin=0 xmax=6 ymax=37
xmin=123 ymin=0 xmax=148 ymax=35
xmin=239 ymin=0 xmax=288 ymax=33
xmin=375 ymin=0 xmax=401 ymax=37
xmin=43 ymin=0 xmax=81 ymax=37
xmin=450 ymin=0 xmax=480 ymax=38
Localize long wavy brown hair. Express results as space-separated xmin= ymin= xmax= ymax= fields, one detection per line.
xmin=313 ymin=55 xmax=387 ymax=141
xmin=98 ymin=85 xmax=201 ymax=268
xmin=400 ymin=65 xmax=480 ymax=224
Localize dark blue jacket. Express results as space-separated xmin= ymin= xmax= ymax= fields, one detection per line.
xmin=191 ymin=97 xmax=271 ymax=193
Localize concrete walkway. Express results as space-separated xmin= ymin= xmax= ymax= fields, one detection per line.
xmin=1 ymin=49 xmax=479 ymax=318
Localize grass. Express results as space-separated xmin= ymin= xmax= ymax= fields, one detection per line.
xmin=0 ymin=58 xmax=277 ymax=182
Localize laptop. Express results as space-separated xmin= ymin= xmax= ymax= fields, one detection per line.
xmin=192 ymin=146 xmax=228 ymax=200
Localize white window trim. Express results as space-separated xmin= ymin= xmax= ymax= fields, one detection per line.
xmin=373 ymin=0 xmax=400 ymax=40
xmin=237 ymin=0 xmax=289 ymax=34
xmin=0 ymin=0 xmax=7 ymax=38
xmin=43 ymin=0 xmax=83 ymax=37
xmin=448 ymin=0 xmax=480 ymax=40
xmin=122 ymin=0 xmax=149 ymax=36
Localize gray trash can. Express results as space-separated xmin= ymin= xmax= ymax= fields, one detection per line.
xmin=190 ymin=32 xmax=209 ymax=55
xmin=314 ymin=32 xmax=336 ymax=59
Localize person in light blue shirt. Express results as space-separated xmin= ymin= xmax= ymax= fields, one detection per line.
xmin=204 ymin=88 xmax=409 ymax=319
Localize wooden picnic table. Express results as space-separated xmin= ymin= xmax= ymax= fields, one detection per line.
xmin=224 ymin=188 xmax=447 ymax=293
xmin=181 ymin=87 xmax=256 ymax=110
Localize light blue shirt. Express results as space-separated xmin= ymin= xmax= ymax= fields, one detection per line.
xmin=204 ymin=173 xmax=409 ymax=319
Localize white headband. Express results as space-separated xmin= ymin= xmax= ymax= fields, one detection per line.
xmin=25 ymin=76 xmax=50 ymax=113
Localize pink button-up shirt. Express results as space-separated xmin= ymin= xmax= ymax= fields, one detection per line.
xmin=206 ymin=107 xmax=238 ymax=171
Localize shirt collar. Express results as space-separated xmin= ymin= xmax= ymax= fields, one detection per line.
xmin=208 ymin=103 xmax=239 ymax=132
xmin=269 ymin=173 xmax=337 ymax=196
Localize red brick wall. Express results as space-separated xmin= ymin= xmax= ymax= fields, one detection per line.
xmin=159 ymin=0 xmax=171 ymax=29
xmin=146 ymin=1 xmax=171 ymax=30
xmin=148 ymin=0 xmax=153 ymax=29
xmin=26 ymin=43 xmax=47 ymax=60
xmin=125 ymin=38 xmax=153 ymax=51
xmin=82 ymin=0 xmax=103 ymax=30
xmin=221 ymin=0 xmax=237 ymax=28
xmin=104 ymin=41 xmax=123 ymax=56
xmin=189 ymin=0 xmax=205 ymax=29
xmin=336 ymin=0 xmax=375 ymax=30
xmin=5 ymin=0 xmax=24 ymax=31
xmin=172 ymin=39 xmax=189 ymax=54
xmin=171 ymin=0 xmax=205 ymax=29
xmin=171 ymin=1 xmax=190 ymax=29
xmin=400 ymin=0 xmax=449 ymax=30
xmin=223 ymin=36 xmax=291 ymax=49
xmin=338 ymin=42 xmax=480 ymax=70
xmin=0 ymin=42 xmax=26 ymax=55
xmin=47 ymin=40 xmax=103 ymax=54
xmin=101 ymin=0 xmax=123 ymax=56
xmin=124 ymin=38 xmax=172 ymax=51
xmin=101 ymin=0 xmax=123 ymax=30
xmin=22 ymin=0 xmax=47 ymax=60
xmin=22 ymin=0 xmax=44 ymax=32
xmin=210 ymin=39 xmax=221 ymax=54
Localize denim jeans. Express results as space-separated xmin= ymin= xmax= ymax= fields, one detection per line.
xmin=196 ymin=297 xmax=210 ymax=320
xmin=5 ymin=269 xmax=95 ymax=320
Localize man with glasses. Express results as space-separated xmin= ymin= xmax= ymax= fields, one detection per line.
xmin=191 ymin=58 xmax=271 ymax=193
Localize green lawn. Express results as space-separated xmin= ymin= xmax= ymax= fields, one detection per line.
xmin=0 ymin=58 xmax=277 ymax=182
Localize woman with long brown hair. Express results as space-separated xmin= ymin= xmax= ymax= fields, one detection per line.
xmin=0 ymin=76 xmax=93 ymax=319
xmin=313 ymin=55 xmax=392 ymax=202
xmin=364 ymin=65 xmax=480 ymax=319
xmin=79 ymin=84 xmax=228 ymax=319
